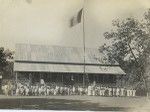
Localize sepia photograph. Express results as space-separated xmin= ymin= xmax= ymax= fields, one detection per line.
xmin=0 ymin=0 xmax=150 ymax=111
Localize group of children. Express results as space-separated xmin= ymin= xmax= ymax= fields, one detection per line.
xmin=2 ymin=82 xmax=136 ymax=97
xmin=1 ymin=79 xmax=136 ymax=97
xmin=87 ymin=85 xmax=136 ymax=97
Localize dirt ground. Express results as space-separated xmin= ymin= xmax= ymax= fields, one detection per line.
xmin=0 ymin=95 xmax=149 ymax=111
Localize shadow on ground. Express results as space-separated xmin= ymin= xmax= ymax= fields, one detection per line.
xmin=0 ymin=98 xmax=128 ymax=111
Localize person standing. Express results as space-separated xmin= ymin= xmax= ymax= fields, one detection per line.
xmin=56 ymin=85 xmax=59 ymax=95
xmin=72 ymin=86 xmax=75 ymax=95
xmin=91 ymin=82 xmax=96 ymax=96
xmin=38 ymin=86 xmax=42 ymax=96
xmin=20 ymin=86 xmax=24 ymax=96
xmin=34 ymin=85 xmax=38 ymax=96
xmin=54 ymin=86 xmax=57 ymax=95
xmin=16 ymin=87 xmax=19 ymax=96
xmin=25 ymin=86 xmax=29 ymax=96
xmin=112 ymin=87 xmax=116 ymax=97
xmin=92 ymin=86 xmax=96 ymax=96
xmin=101 ymin=87 xmax=105 ymax=96
xmin=120 ymin=87 xmax=125 ymax=97
xmin=4 ymin=84 xmax=9 ymax=96
xmin=126 ymin=89 xmax=130 ymax=97
xmin=108 ymin=87 xmax=112 ymax=97
xmin=132 ymin=89 xmax=136 ymax=97
xmin=40 ymin=79 xmax=45 ymax=86
xmin=87 ymin=85 xmax=92 ymax=96
xmin=60 ymin=86 xmax=63 ymax=95
xmin=129 ymin=89 xmax=132 ymax=96
xmin=116 ymin=87 xmax=120 ymax=97
xmin=46 ymin=86 xmax=49 ymax=96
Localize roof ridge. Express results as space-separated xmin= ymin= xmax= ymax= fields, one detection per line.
xmin=15 ymin=43 xmax=99 ymax=50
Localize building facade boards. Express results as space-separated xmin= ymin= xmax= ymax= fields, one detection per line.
xmin=14 ymin=44 xmax=125 ymax=86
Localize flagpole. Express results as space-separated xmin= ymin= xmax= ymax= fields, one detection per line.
xmin=82 ymin=0 xmax=86 ymax=87
xmin=70 ymin=0 xmax=87 ymax=86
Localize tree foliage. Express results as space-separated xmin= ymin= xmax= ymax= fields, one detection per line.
xmin=0 ymin=47 xmax=14 ymax=79
xmin=100 ymin=9 xmax=150 ymax=92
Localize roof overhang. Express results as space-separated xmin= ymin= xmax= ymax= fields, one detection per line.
xmin=14 ymin=62 xmax=126 ymax=75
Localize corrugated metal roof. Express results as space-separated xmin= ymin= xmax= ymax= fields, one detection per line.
xmin=15 ymin=43 xmax=118 ymax=65
xmin=85 ymin=66 xmax=125 ymax=75
xmin=14 ymin=43 xmax=125 ymax=75
xmin=14 ymin=63 xmax=83 ymax=73
xmin=14 ymin=62 xmax=125 ymax=75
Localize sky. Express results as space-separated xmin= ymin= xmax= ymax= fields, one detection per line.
xmin=0 ymin=0 xmax=150 ymax=51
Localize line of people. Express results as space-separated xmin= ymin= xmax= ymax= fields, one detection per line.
xmin=87 ymin=85 xmax=136 ymax=97
xmin=4 ymin=83 xmax=136 ymax=97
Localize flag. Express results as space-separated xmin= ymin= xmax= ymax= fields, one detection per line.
xmin=70 ymin=8 xmax=83 ymax=27
xmin=26 ymin=0 xmax=32 ymax=4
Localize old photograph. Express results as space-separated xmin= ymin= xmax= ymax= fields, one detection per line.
xmin=0 ymin=0 xmax=150 ymax=111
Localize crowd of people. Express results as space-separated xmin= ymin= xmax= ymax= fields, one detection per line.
xmin=1 ymin=80 xmax=136 ymax=97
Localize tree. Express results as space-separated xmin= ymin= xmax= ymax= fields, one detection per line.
xmin=0 ymin=47 xmax=14 ymax=79
xmin=100 ymin=9 xmax=150 ymax=96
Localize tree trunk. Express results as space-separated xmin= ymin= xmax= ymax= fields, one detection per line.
xmin=144 ymin=57 xmax=150 ymax=97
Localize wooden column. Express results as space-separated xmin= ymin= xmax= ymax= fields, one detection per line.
xmin=15 ymin=72 xmax=18 ymax=84
xmin=40 ymin=73 xmax=41 ymax=81
xmin=83 ymin=74 xmax=85 ymax=86
xmin=62 ymin=74 xmax=63 ymax=82
xmin=93 ymin=74 xmax=95 ymax=82
xmin=29 ymin=73 xmax=32 ymax=85
xmin=102 ymin=75 xmax=104 ymax=84
xmin=86 ymin=73 xmax=89 ymax=85
xmin=49 ymin=73 xmax=51 ymax=82
xmin=56 ymin=74 xmax=58 ymax=83
xmin=78 ymin=74 xmax=79 ymax=83
xmin=121 ymin=75 xmax=123 ymax=87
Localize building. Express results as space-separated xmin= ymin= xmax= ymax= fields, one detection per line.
xmin=14 ymin=43 xmax=125 ymax=86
